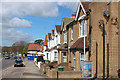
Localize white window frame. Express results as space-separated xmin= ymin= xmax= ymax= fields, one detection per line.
xmin=71 ymin=26 xmax=73 ymax=40
xmin=62 ymin=52 xmax=67 ymax=62
xmin=54 ymin=52 xmax=58 ymax=61
xmin=64 ymin=31 xmax=67 ymax=43
xmin=78 ymin=20 xmax=87 ymax=38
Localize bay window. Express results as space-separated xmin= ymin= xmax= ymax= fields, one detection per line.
xmin=64 ymin=31 xmax=67 ymax=43
xmin=79 ymin=20 xmax=87 ymax=37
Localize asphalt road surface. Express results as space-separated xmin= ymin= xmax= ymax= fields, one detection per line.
xmin=2 ymin=58 xmax=25 ymax=78
xmin=2 ymin=58 xmax=15 ymax=70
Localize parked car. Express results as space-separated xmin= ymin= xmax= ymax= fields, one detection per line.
xmin=14 ymin=59 xmax=24 ymax=67
xmin=5 ymin=55 xmax=10 ymax=59
xmin=118 ymin=69 xmax=120 ymax=78
xmin=11 ymin=55 xmax=17 ymax=59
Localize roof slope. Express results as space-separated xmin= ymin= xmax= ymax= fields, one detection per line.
xmin=48 ymin=33 xmax=51 ymax=40
xmin=52 ymin=29 xmax=54 ymax=36
xmin=44 ymin=35 xmax=47 ymax=46
xmin=62 ymin=17 xmax=75 ymax=27
xmin=70 ymin=37 xmax=88 ymax=49
xmin=55 ymin=25 xmax=61 ymax=32
xmin=28 ymin=44 xmax=44 ymax=52
xmin=81 ymin=2 xmax=91 ymax=11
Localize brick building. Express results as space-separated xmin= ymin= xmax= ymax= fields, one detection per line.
xmin=89 ymin=2 xmax=120 ymax=78
xmin=41 ymin=1 xmax=120 ymax=78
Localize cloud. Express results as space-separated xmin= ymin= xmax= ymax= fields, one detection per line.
xmin=2 ymin=2 xmax=59 ymax=19
xmin=3 ymin=17 xmax=32 ymax=28
xmin=1 ymin=2 xmax=59 ymax=46
xmin=2 ymin=0 xmax=80 ymax=2
xmin=57 ymin=2 xmax=79 ymax=12
xmin=2 ymin=2 xmax=59 ymax=28
xmin=2 ymin=28 xmax=34 ymax=46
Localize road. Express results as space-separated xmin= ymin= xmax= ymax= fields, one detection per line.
xmin=2 ymin=58 xmax=15 ymax=70
xmin=2 ymin=58 xmax=25 ymax=78
xmin=1 ymin=57 xmax=46 ymax=79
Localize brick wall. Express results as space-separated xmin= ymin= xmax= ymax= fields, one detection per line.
xmin=118 ymin=1 xmax=120 ymax=70
xmin=58 ymin=71 xmax=82 ymax=78
xmin=60 ymin=31 xmax=64 ymax=45
xmin=68 ymin=22 xmax=79 ymax=47
xmin=58 ymin=51 xmax=62 ymax=64
xmin=89 ymin=2 xmax=119 ymax=78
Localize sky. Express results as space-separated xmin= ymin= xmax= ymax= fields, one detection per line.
xmin=1 ymin=1 xmax=79 ymax=46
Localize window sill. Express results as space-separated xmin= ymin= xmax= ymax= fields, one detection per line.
xmin=63 ymin=42 xmax=67 ymax=44
xmin=78 ymin=35 xmax=87 ymax=39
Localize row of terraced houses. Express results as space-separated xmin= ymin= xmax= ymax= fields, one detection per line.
xmin=40 ymin=1 xmax=120 ymax=78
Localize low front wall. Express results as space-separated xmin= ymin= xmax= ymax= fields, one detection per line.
xmin=46 ymin=69 xmax=82 ymax=78
xmin=58 ymin=71 xmax=82 ymax=78
xmin=46 ymin=68 xmax=57 ymax=78
xmin=40 ymin=63 xmax=48 ymax=72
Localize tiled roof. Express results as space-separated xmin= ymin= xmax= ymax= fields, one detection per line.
xmin=62 ymin=17 xmax=75 ymax=27
xmin=45 ymin=48 xmax=50 ymax=52
xmin=55 ymin=25 xmax=61 ymax=32
xmin=52 ymin=29 xmax=54 ymax=35
xmin=28 ymin=44 xmax=44 ymax=52
xmin=48 ymin=33 xmax=51 ymax=39
xmin=44 ymin=35 xmax=47 ymax=46
xmin=81 ymin=2 xmax=91 ymax=12
xmin=70 ymin=37 xmax=88 ymax=49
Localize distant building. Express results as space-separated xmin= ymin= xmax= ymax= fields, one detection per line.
xmin=27 ymin=44 xmax=44 ymax=60
xmin=43 ymin=25 xmax=61 ymax=62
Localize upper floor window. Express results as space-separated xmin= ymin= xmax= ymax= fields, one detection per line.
xmin=54 ymin=52 xmax=58 ymax=61
xmin=71 ymin=26 xmax=73 ymax=40
xmin=79 ymin=20 xmax=87 ymax=37
xmin=64 ymin=31 xmax=67 ymax=43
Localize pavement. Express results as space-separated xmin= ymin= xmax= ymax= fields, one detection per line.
xmin=22 ymin=58 xmax=47 ymax=78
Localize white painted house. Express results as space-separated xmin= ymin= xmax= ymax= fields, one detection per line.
xmin=43 ymin=25 xmax=61 ymax=62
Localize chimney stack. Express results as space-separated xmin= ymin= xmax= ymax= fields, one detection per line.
xmin=72 ymin=14 xmax=76 ymax=18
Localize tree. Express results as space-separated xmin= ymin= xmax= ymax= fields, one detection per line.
xmin=22 ymin=43 xmax=32 ymax=56
xmin=12 ymin=41 xmax=26 ymax=54
xmin=1 ymin=46 xmax=12 ymax=55
xmin=34 ymin=39 xmax=44 ymax=45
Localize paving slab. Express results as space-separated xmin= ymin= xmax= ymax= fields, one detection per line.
xmin=22 ymin=58 xmax=47 ymax=78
